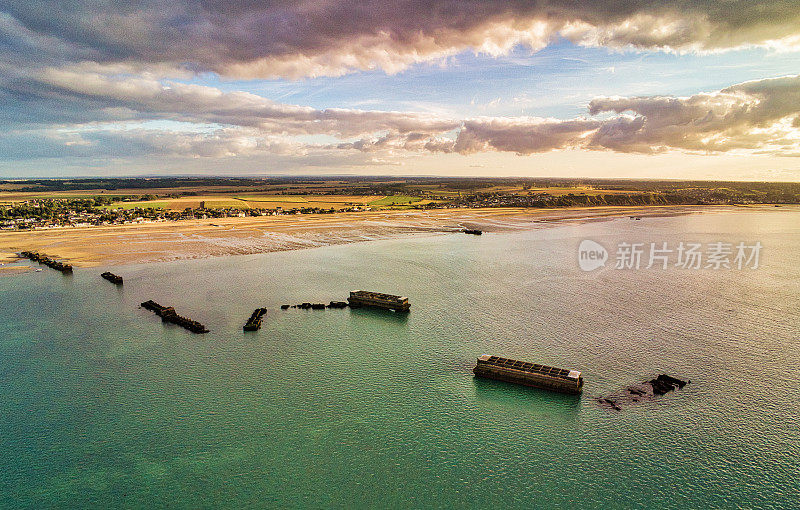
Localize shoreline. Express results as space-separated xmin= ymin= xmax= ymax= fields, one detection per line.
xmin=0 ymin=204 xmax=785 ymax=268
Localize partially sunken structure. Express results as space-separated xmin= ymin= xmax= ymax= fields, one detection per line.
xmin=473 ymin=355 xmax=583 ymax=394
xmin=596 ymin=374 xmax=689 ymax=411
xmin=347 ymin=291 xmax=410 ymax=312
xmin=243 ymin=308 xmax=267 ymax=331
xmin=101 ymin=272 xmax=123 ymax=285
xmin=21 ymin=251 xmax=73 ymax=273
xmin=141 ymin=300 xmax=209 ymax=334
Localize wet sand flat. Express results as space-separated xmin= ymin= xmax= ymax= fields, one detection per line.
xmin=0 ymin=205 xmax=748 ymax=267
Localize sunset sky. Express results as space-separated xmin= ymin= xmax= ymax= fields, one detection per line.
xmin=2 ymin=1 xmax=800 ymax=180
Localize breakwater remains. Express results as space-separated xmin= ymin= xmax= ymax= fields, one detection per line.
xmin=141 ymin=300 xmax=209 ymax=334
xmin=348 ymin=291 xmax=410 ymax=312
xmin=20 ymin=251 xmax=73 ymax=273
xmin=243 ymin=308 xmax=267 ymax=331
xmin=280 ymin=292 xmax=407 ymax=312
xmin=596 ymin=374 xmax=689 ymax=411
xmin=283 ymin=301 xmax=349 ymax=310
xmin=473 ymin=355 xmax=583 ymax=395
xmin=101 ymin=272 xmax=123 ymax=285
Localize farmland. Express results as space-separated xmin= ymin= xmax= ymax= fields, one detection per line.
xmin=2 ymin=176 xmax=800 ymax=231
xmin=98 ymin=194 xmax=387 ymax=211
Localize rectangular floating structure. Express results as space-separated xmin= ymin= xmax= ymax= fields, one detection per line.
xmin=473 ymin=354 xmax=583 ymax=394
xmin=348 ymin=290 xmax=410 ymax=312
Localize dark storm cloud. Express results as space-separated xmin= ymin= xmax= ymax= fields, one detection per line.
xmin=1 ymin=1 xmax=800 ymax=163
xmin=2 ymin=1 xmax=799 ymax=78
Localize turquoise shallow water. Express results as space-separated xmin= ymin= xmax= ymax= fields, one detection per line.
xmin=1 ymin=209 xmax=799 ymax=508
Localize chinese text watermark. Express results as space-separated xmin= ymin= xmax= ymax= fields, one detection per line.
xmin=578 ymin=240 xmax=762 ymax=271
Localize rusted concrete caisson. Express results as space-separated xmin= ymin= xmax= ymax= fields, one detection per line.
xmin=243 ymin=308 xmax=266 ymax=331
xmin=21 ymin=251 xmax=73 ymax=273
xmin=101 ymin=272 xmax=123 ymax=285
xmin=347 ymin=291 xmax=410 ymax=312
xmin=141 ymin=300 xmax=209 ymax=334
xmin=473 ymin=355 xmax=583 ymax=394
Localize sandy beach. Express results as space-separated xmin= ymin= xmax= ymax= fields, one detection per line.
xmin=0 ymin=205 xmax=756 ymax=267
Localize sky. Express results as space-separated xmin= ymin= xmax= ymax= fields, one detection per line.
xmin=1 ymin=1 xmax=800 ymax=180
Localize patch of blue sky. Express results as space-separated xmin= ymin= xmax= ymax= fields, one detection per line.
xmin=177 ymin=39 xmax=800 ymax=120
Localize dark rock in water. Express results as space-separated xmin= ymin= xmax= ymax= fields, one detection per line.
xmin=648 ymin=374 xmax=688 ymax=395
xmin=328 ymin=301 xmax=348 ymax=308
xmin=597 ymin=374 xmax=689 ymax=411
xmin=650 ymin=379 xmax=671 ymax=395
xmin=311 ymin=303 xmax=325 ymax=310
xmin=280 ymin=304 xmax=290 ymax=310
xmin=662 ymin=374 xmax=687 ymax=388
xmin=462 ymin=229 xmax=482 ymax=235
xmin=598 ymin=397 xmax=621 ymax=411
xmin=299 ymin=302 xmax=312 ymax=309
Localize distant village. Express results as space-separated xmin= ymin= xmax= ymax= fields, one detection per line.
xmin=0 ymin=197 xmax=374 ymax=230
xmin=1 ymin=179 xmax=798 ymax=231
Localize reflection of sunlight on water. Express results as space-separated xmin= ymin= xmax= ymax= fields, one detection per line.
xmin=2 ymin=207 xmax=799 ymax=507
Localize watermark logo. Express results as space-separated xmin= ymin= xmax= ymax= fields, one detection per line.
xmin=578 ymin=240 xmax=762 ymax=271
xmin=578 ymin=239 xmax=608 ymax=271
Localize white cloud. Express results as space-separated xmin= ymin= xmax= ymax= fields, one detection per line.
xmin=2 ymin=68 xmax=800 ymax=164
xmin=587 ymin=75 xmax=800 ymax=154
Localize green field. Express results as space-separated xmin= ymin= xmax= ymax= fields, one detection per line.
xmin=368 ymin=195 xmax=422 ymax=206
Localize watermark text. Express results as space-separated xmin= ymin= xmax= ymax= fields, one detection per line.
xmin=578 ymin=240 xmax=762 ymax=271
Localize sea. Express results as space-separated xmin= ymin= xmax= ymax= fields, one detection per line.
xmin=1 ymin=207 xmax=798 ymax=508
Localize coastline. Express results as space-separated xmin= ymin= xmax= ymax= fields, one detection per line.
xmin=0 ymin=204 xmax=779 ymax=267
